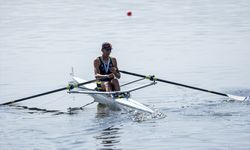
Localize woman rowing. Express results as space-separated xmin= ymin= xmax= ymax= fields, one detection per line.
xmin=94 ymin=42 xmax=121 ymax=92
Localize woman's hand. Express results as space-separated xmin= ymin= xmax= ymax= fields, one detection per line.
xmin=110 ymin=67 xmax=120 ymax=79
xmin=108 ymin=73 xmax=115 ymax=79
xmin=110 ymin=67 xmax=117 ymax=73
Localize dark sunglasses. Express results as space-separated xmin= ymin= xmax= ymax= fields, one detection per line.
xmin=104 ymin=47 xmax=112 ymax=51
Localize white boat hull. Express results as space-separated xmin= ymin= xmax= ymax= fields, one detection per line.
xmin=72 ymin=77 xmax=154 ymax=113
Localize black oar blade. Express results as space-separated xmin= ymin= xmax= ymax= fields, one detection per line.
xmin=119 ymin=70 xmax=248 ymax=101
xmin=0 ymin=79 xmax=96 ymax=106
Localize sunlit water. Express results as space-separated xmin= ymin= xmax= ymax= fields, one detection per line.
xmin=1 ymin=0 xmax=250 ymax=149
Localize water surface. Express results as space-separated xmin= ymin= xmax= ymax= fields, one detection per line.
xmin=1 ymin=0 xmax=250 ymax=149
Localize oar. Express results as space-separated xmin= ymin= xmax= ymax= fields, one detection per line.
xmin=0 ymin=79 xmax=97 ymax=106
xmin=119 ymin=70 xmax=248 ymax=101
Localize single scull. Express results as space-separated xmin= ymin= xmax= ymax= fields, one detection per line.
xmin=69 ymin=76 xmax=155 ymax=113
xmin=1 ymin=70 xmax=248 ymax=114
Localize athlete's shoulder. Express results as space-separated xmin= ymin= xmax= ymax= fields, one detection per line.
xmin=94 ymin=57 xmax=101 ymax=64
xmin=110 ymin=57 xmax=118 ymax=66
xmin=110 ymin=57 xmax=117 ymax=61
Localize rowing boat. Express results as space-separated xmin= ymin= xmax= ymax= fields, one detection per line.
xmin=69 ymin=76 xmax=155 ymax=113
xmin=1 ymin=70 xmax=248 ymax=112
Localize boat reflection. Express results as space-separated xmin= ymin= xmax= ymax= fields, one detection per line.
xmin=96 ymin=103 xmax=111 ymax=117
xmin=95 ymin=104 xmax=122 ymax=149
xmin=94 ymin=126 xmax=122 ymax=149
xmin=96 ymin=103 xmax=122 ymax=117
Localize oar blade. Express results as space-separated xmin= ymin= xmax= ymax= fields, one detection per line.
xmin=227 ymin=94 xmax=248 ymax=101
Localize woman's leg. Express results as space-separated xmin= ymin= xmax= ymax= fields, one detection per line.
xmin=111 ymin=79 xmax=120 ymax=91
xmin=103 ymin=82 xmax=112 ymax=92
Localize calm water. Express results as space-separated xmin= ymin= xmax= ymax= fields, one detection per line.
xmin=1 ymin=0 xmax=250 ymax=149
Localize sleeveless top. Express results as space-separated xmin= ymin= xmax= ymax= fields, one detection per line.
xmin=98 ymin=56 xmax=113 ymax=75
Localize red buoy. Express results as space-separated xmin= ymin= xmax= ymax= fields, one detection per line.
xmin=127 ymin=11 xmax=132 ymax=16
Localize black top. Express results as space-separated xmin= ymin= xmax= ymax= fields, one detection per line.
xmin=98 ymin=57 xmax=113 ymax=75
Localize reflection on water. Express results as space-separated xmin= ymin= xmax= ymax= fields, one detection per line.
xmin=96 ymin=103 xmax=111 ymax=118
xmin=8 ymin=104 xmax=66 ymax=115
xmin=94 ymin=126 xmax=122 ymax=150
